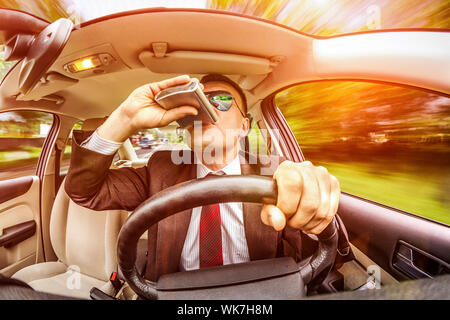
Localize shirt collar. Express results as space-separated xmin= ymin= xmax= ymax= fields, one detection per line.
xmin=196 ymin=155 xmax=241 ymax=178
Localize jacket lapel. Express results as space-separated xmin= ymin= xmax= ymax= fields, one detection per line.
xmin=154 ymin=152 xmax=197 ymax=279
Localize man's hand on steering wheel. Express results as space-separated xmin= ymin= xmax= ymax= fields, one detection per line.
xmin=261 ymin=160 xmax=340 ymax=235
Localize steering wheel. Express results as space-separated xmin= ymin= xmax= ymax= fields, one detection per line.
xmin=117 ymin=175 xmax=338 ymax=299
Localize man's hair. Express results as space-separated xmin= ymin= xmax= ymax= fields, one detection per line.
xmin=200 ymin=74 xmax=248 ymax=114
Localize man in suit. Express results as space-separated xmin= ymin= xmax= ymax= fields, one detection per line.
xmin=65 ymin=74 xmax=340 ymax=281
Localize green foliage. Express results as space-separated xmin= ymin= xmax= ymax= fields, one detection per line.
xmin=247 ymin=121 xmax=268 ymax=155
xmin=0 ymin=146 xmax=41 ymax=170
xmin=319 ymin=161 xmax=450 ymax=225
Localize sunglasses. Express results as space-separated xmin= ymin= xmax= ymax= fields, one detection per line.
xmin=204 ymin=90 xmax=246 ymax=118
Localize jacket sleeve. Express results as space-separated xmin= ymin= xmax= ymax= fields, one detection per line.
xmin=64 ymin=130 xmax=150 ymax=211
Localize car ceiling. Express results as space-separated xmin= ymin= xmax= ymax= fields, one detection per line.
xmin=1 ymin=8 xmax=449 ymax=120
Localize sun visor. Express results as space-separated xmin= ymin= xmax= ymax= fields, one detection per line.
xmin=139 ymin=49 xmax=275 ymax=76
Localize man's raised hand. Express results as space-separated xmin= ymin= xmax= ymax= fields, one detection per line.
xmin=97 ymin=75 xmax=200 ymax=142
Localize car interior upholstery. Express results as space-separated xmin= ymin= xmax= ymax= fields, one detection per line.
xmin=10 ymin=116 xmax=130 ymax=299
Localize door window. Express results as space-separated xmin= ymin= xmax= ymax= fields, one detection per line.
xmin=0 ymin=111 xmax=54 ymax=180
xmin=275 ymin=81 xmax=450 ymax=224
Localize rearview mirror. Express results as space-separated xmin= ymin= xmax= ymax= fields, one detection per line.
xmin=1 ymin=14 xmax=73 ymax=95
xmin=14 ymin=18 xmax=73 ymax=95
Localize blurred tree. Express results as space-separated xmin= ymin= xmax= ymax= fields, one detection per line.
xmin=0 ymin=0 xmax=70 ymax=22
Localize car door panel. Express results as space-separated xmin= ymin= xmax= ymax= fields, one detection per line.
xmin=0 ymin=220 xmax=36 ymax=248
xmin=338 ymin=193 xmax=450 ymax=281
xmin=0 ymin=176 xmax=41 ymax=276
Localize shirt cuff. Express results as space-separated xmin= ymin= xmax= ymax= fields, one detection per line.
xmin=80 ymin=130 xmax=123 ymax=155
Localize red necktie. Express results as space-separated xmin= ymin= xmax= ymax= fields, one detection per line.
xmin=199 ymin=173 xmax=223 ymax=268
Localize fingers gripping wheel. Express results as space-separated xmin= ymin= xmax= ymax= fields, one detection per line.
xmin=117 ymin=175 xmax=338 ymax=300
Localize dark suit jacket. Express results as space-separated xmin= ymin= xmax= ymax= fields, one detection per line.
xmin=65 ymin=130 xmax=303 ymax=281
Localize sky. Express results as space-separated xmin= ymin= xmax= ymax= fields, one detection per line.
xmin=61 ymin=0 xmax=208 ymax=22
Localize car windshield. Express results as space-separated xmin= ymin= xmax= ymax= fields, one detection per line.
xmin=1 ymin=0 xmax=448 ymax=82
xmin=0 ymin=0 xmax=448 ymax=33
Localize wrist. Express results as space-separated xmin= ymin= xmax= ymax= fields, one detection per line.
xmin=97 ymin=108 xmax=134 ymax=142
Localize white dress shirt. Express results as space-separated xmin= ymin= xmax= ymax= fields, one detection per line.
xmin=81 ymin=131 xmax=250 ymax=271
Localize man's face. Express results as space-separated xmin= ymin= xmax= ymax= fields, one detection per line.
xmin=185 ymin=80 xmax=249 ymax=163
